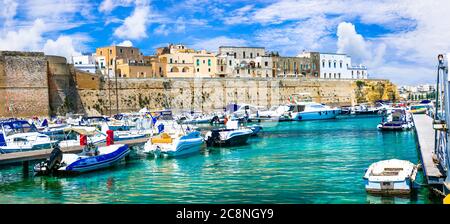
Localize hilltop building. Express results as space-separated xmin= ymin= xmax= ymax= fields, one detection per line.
xmin=217 ymin=46 xmax=274 ymax=78
xmin=155 ymin=44 xmax=216 ymax=78
xmin=72 ymin=54 xmax=97 ymax=74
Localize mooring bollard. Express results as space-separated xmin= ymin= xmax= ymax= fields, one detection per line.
xmin=106 ymin=130 xmax=114 ymax=146
xmin=80 ymin=134 xmax=87 ymax=146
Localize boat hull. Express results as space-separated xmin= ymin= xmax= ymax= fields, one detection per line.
xmin=206 ymin=132 xmax=252 ymax=147
xmin=295 ymin=110 xmax=340 ymax=121
xmin=364 ymin=179 xmax=413 ymax=195
xmin=60 ymin=145 xmax=129 ymax=174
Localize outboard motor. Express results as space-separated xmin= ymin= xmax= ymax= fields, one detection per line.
xmin=206 ymin=130 xmax=221 ymax=147
xmin=34 ymin=146 xmax=63 ymax=176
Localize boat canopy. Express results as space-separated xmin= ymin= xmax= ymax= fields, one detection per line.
xmin=62 ymin=127 xmax=100 ymax=136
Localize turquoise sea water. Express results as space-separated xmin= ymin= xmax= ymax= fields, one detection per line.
xmin=0 ymin=117 xmax=440 ymax=204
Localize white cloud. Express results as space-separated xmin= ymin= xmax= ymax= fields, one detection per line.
xmin=256 ymin=16 xmax=337 ymax=56
xmin=191 ymin=36 xmax=248 ymax=52
xmin=114 ymin=2 xmax=150 ymax=39
xmin=118 ymin=40 xmax=133 ymax=47
xmin=154 ymin=24 xmax=169 ymax=36
xmin=336 ymin=22 xmax=370 ymax=63
xmin=0 ymin=0 xmax=18 ymax=21
xmin=99 ymin=0 xmax=134 ymax=13
xmin=43 ymin=36 xmax=82 ymax=63
xmin=0 ymin=19 xmax=46 ymax=51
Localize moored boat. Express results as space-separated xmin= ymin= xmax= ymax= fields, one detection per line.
xmin=34 ymin=143 xmax=130 ymax=175
xmin=377 ymin=108 xmax=414 ymax=131
xmin=204 ymin=121 xmax=253 ymax=147
xmin=363 ymin=159 xmax=418 ymax=195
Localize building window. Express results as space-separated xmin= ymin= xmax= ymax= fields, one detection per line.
xmin=110 ymin=59 xmax=113 ymax=65
xmin=234 ymin=53 xmax=237 ymax=58
xmin=248 ymin=69 xmax=250 ymax=74
xmin=170 ymin=58 xmax=173 ymax=64
xmin=109 ymin=49 xmax=112 ymax=55
xmin=229 ymin=60 xmax=232 ymax=66
xmin=334 ymin=73 xmax=336 ymax=79
xmin=203 ymin=60 xmax=206 ymax=64
xmin=322 ymin=60 xmax=325 ymax=67
xmin=265 ymin=61 xmax=268 ymax=67
xmin=237 ymin=69 xmax=240 ymax=74
xmin=131 ymin=50 xmax=134 ymax=54
xmin=306 ymin=64 xmax=309 ymax=70
xmin=312 ymin=64 xmax=316 ymax=70
xmin=221 ymin=66 xmax=224 ymax=72
xmin=197 ymin=68 xmax=199 ymax=72
xmin=329 ymin=73 xmax=332 ymax=79
xmin=208 ymin=68 xmax=211 ymax=72
xmin=340 ymin=61 xmax=342 ymax=68
xmin=250 ymin=53 xmax=253 ymax=58
xmin=243 ymin=51 xmax=246 ymax=58
xmin=300 ymin=64 xmax=303 ymax=70
xmin=120 ymin=48 xmax=123 ymax=53
xmin=182 ymin=60 xmax=185 ymax=64
xmin=257 ymin=53 xmax=260 ymax=57
xmin=197 ymin=59 xmax=200 ymax=66
xmin=338 ymin=73 xmax=341 ymax=79
xmin=334 ymin=61 xmax=336 ymax=68
xmin=328 ymin=61 xmax=331 ymax=67
xmin=208 ymin=59 xmax=211 ymax=66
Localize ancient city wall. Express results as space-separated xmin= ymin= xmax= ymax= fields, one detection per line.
xmin=77 ymin=77 xmax=363 ymax=115
xmin=0 ymin=51 xmax=396 ymax=117
xmin=0 ymin=51 xmax=50 ymax=117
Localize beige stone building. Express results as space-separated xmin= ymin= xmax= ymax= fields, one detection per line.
xmin=273 ymin=55 xmax=320 ymax=78
xmin=95 ymin=46 xmax=144 ymax=77
xmin=155 ymin=44 xmax=216 ymax=78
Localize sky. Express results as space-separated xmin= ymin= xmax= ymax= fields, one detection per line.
xmin=1 ymin=0 xmax=450 ymax=85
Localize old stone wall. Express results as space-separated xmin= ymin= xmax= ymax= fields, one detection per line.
xmin=77 ymin=77 xmax=372 ymax=115
xmin=0 ymin=51 xmax=49 ymax=117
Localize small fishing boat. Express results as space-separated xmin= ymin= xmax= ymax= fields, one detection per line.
xmin=363 ymin=159 xmax=418 ymax=195
xmin=377 ymin=108 xmax=414 ymax=131
xmin=34 ymin=143 xmax=130 ymax=175
xmin=204 ymin=121 xmax=253 ymax=147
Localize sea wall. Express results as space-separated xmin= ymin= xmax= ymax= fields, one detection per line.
xmin=77 ymin=77 xmax=386 ymax=115
xmin=0 ymin=51 xmax=397 ymax=117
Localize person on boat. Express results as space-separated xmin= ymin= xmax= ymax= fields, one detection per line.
xmin=224 ymin=116 xmax=229 ymax=125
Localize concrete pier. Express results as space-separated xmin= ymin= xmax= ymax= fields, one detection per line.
xmin=413 ymin=114 xmax=446 ymax=185
xmin=0 ymin=138 xmax=148 ymax=167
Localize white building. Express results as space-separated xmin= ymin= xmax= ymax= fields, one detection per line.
xmin=299 ymin=52 xmax=369 ymax=80
xmin=72 ymin=54 xmax=97 ymax=74
xmin=319 ymin=53 xmax=352 ymax=79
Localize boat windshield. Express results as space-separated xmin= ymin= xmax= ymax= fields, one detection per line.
xmin=1 ymin=120 xmax=37 ymax=135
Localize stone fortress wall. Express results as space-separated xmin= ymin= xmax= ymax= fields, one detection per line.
xmin=0 ymin=51 xmax=396 ymax=117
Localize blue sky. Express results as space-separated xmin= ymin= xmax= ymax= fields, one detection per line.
xmin=1 ymin=0 xmax=450 ymax=85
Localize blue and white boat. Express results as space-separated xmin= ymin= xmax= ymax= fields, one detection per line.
xmin=143 ymin=129 xmax=204 ymax=158
xmin=0 ymin=120 xmax=57 ymax=154
xmin=34 ymin=143 xmax=130 ymax=175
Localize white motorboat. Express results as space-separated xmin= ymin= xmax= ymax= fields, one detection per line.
xmin=257 ymin=105 xmax=291 ymax=121
xmin=58 ymin=127 xmax=106 ymax=148
xmin=282 ymin=93 xmax=341 ymax=121
xmin=143 ymin=129 xmax=204 ymax=158
xmin=34 ymin=143 xmax=130 ymax=175
xmin=377 ymin=108 xmax=414 ymax=131
xmin=0 ymin=120 xmax=57 ymax=154
xmin=363 ymin=159 xmax=418 ymax=195
xmin=204 ymin=121 xmax=253 ymax=147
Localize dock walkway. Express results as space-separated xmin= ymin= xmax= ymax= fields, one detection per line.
xmin=0 ymin=138 xmax=148 ymax=166
xmin=413 ymin=114 xmax=446 ymax=184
